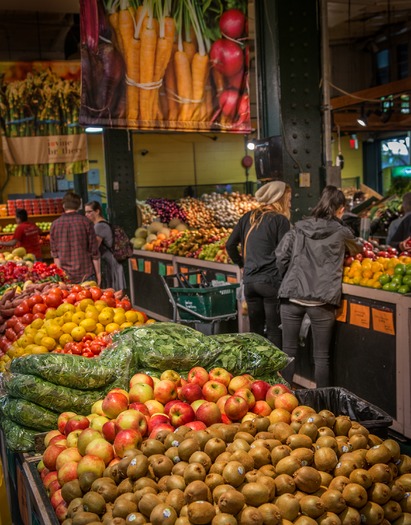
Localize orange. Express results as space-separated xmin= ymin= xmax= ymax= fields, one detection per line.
xmin=79 ymin=298 xmax=94 ymax=312
xmin=80 ymin=318 xmax=97 ymax=333
xmin=59 ymin=333 xmax=73 ymax=346
xmin=94 ymin=300 xmax=108 ymax=312
xmin=31 ymin=345 xmax=49 ymax=354
xmin=72 ymin=311 xmax=86 ymax=324
xmin=56 ymin=303 xmax=76 ymax=317
xmin=85 ymin=306 xmax=99 ymax=320
xmin=125 ymin=310 xmax=139 ymax=323
xmin=34 ymin=330 xmax=47 ymax=345
xmin=98 ymin=309 xmax=114 ymax=326
xmin=62 ymin=311 xmax=73 ymax=323
xmin=41 ymin=336 xmax=57 ymax=351
xmin=95 ymin=323 xmax=105 ymax=335
xmin=113 ymin=312 xmax=126 ymax=325
xmin=120 ymin=322 xmax=133 ymax=329
xmin=362 ymin=269 xmax=373 ymax=279
xmin=71 ymin=326 xmax=86 ymax=342
xmin=145 ymin=319 xmax=156 ymax=324
xmin=17 ymin=334 xmax=34 ymax=348
xmin=46 ymin=322 xmax=63 ymax=340
xmin=105 ymin=322 xmax=120 ymax=334
xmin=45 ymin=308 xmax=57 ymax=320
xmin=30 ymin=318 xmax=44 ymax=330
xmin=62 ymin=322 xmax=78 ymax=334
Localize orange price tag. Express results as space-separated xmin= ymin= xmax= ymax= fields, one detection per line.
xmin=336 ymin=299 xmax=347 ymax=322
xmin=372 ymin=308 xmax=395 ymax=335
xmin=227 ymin=275 xmax=238 ymax=284
xmin=197 ymin=274 xmax=202 ymax=284
xmin=166 ymin=265 xmax=174 ymax=276
xmin=349 ymin=303 xmax=370 ymax=329
xmin=144 ymin=260 xmax=151 ymax=273
xmin=180 ymin=267 xmax=188 ymax=273
xmin=130 ymin=258 xmax=137 ymax=271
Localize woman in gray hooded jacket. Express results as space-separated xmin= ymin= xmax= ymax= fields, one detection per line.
xmin=275 ymin=186 xmax=362 ymax=387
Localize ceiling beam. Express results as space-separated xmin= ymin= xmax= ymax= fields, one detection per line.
xmin=330 ymin=78 xmax=411 ymax=109
xmin=0 ymin=0 xmax=79 ymax=13
xmin=333 ymin=111 xmax=411 ymax=131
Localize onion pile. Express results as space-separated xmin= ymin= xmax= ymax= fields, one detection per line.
xmin=179 ymin=197 xmax=217 ymax=229
xmin=201 ymin=193 xmax=241 ymax=228
xmin=226 ymin=192 xmax=259 ymax=216
xmin=146 ymin=199 xmax=187 ymax=226
xmin=137 ymin=201 xmax=158 ymax=226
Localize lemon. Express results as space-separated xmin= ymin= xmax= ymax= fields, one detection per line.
xmin=79 ymin=298 xmax=94 ymax=312
xmin=32 ymin=345 xmax=49 ymax=354
xmin=34 ymin=330 xmax=47 ymax=345
xmin=105 ymin=322 xmax=120 ymax=333
xmin=72 ymin=311 xmax=86 ymax=324
xmin=95 ymin=323 xmax=105 ymax=335
xmin=31 ymin=318 xmax=44 ymax=330
xmin=45 ymin=308 xmax=57 ymax=320
xmin=62 ymin=311 xmax=73 ymax=323
xmin=98 ymin=309 xmax=114 ymax=326
xmin=94 ymin=300 xmax=108 ymax=312
xmin=56 ymin=303 xmax=76 ymax=317
xmin=85 ymin=306 xmax=99 ymax=320
xmin=62 ymin=322 xmax=78 ymax=334
xmin=80 ymin=318 xmax=97 ymax=333
xmin=113 ymin=307 xmax=126 ymax=316
xmin=120 ymin=322 xmax=133 ymax=329
xmin=41 ymin=337 xmax=57 ymax=351
xmin=71 ymin=326 xmax=86 ymax=341
xmin=125 ymin=310 xmax=139 ymax=323
xmin=46 ymin=322 xmax=63 ymax=340
xmin=113 ymin=312 xmax=126 ymax=325
xmin=59 ymin=333 xmax=73 ymax=346
xmin=17 ymin=334 xmax=35 ymax=348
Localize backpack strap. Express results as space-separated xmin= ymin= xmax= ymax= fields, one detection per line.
xmin=98 ymin=220 xmax=114 ymax=251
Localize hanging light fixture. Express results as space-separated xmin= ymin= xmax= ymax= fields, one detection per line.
xmin=357 ymin=105 xmax=369 ymax=127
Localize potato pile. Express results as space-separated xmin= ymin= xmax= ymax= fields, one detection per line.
xmin=201 ymin=193 xmax=241 ymax=228
xmin=225 ymin=192 xmax=259 ymax=217
xmin=59 ymin=410 xmax=411 ymax=525
xmin=179 ymin=198 xmax=217 ymax=230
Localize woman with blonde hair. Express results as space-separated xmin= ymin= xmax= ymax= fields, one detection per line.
xmin=226 ymin=181 xmax=292 ymax=347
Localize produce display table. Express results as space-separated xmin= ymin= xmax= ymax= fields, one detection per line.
xmin=294 ymin=284 xmax=411 ymax=439
xmin=129 ymin=251 xmax=245 ymax=332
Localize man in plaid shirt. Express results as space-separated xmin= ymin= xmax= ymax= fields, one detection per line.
xmin=51 ymin=192 xmax=101 ymax=284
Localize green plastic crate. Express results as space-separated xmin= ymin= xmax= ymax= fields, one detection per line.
xmin=170 ymin=283 xmax=239 ymax=320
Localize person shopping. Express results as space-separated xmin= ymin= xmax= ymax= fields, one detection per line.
xmin=226 ymin=181 xmax=292 ymax=348
xmin=388 ymin=192 xmax=411 ymax=251
xmin=0 ymin=208 xmax=42 ymax=260
xmin=85 ymin=201 xmax=126 ymax=291
xmin=275 ymin=185 xmax=362 ymax=387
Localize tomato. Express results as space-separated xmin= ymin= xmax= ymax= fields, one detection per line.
xmin=82 ymin=334 xmax=94 ymax=342
xmin=32 ymin=313 xmax=45 ymax=320
xmin=5 ymin=328 xmax=17 ymax=341
xmin=15 ymin=300 xmax=30 ymax=316
xmin=71 ymin=345 xmax=82 ymax=355
xmin=14 ymin=321 xmax=25 ymax=335
xmin=28 ymin=294 xmax=43 ymax=308
xmin=89 ymin=286 xmax=103 ymax=301
xmin=21 ymin=313 xmax=34 ymax=325
xmin=101 ymin=296 xmax=116 ymax=307
xmin=82 ymin=350 xmax=94 ymax=358
xmin=32 ymin=303 xmax=47 ymax=315
xmin=77 ymin=289 xmax=92 ymax=300
xmin=6 ymin=317 xmax=18 ymax=329
xmin=119 ymin=299 xmax=132 ymax=311
xmin=45 ymin=293 xmax=63 ymax=308
xmin=72 ymin=285 xmax=83 ymax=294
xmin=64 ymin=293 xmax=78 ymax=304
xmin=60 ymin=289 xmax=69 ymax=299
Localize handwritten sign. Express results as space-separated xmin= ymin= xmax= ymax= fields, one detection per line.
xmin=130 ymin=258 xmax=137 ymax=271
xmin=166 ymin=265 xmax=174 ymax=276
xmin=144 ymin=260 xmax=151 ymax=274
xmin=349 ymin=303 xmax=370 ymax=329
xmin=336 ymin=299 xmax=348 ymax=322
xmin=372 ymin=308 xmax=395 ymax=335
xmin=227 ymin=275 xmax=238 ymax=284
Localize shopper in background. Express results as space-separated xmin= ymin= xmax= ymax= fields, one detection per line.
xmin=85 ymin=201 xmax=126 ymax=291
xmin=226 ymin=181 xmax=292 ymax=348
xmin=0 ymin=208 xmax=42 ymax=260
xmin=388 ymin=192 xmax=411 ymax=250
xmin=50 ymin=191 xmax=101 ymax=285
xmin=275 ymin=185 xmax=362 ymax=387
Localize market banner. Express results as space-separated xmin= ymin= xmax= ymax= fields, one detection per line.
xmin=0 ymin=62 xmax=89 ymax=177
xmin=79 ymin=0 xmax=251 ymax=133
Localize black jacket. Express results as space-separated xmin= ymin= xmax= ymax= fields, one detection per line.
xmin=390 ymin=213 xmax=411 ymax=249
xmin=275 ymin=217 xmax=362 ymax=306
xmin=226 ymin=210 xmax=290 ymax=287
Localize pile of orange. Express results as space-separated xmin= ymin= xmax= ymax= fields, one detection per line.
xmin=343 ymin=255 xmax=411 ymax=291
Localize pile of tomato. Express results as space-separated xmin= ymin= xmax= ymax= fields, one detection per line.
xmin=54 ymin=332 xmax=113 ymax=358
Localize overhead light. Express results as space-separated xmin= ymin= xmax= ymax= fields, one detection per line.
xmin=85 ymin=127 xmax=103 ymax=133
xmin=246 ymin=140 xmax=255 ymax=151
xmin=357 ymin=106 xmax=368 ymax=127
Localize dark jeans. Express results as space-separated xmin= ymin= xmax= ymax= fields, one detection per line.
xmin=280 ymin=301 xmax=336 ymax=387
xmin=244 ymin=282 xmax=282 ymax=348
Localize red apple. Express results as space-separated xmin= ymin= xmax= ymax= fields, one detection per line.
xmin=57 ymin=412 xmax=77 ymax=435
xmin=241 ymin=413 xmax=257 ymax=423
xmin=43 ymin=445 xmax=66 ymax=471
xmin=224 ymin=395 xmax=249 ymax=421
xmin=57 ymin=461 xmax=79 ymax=486
xmin=184 ymin=420 xmax=207 ymax=431
xmin=40 ymin=467 xmax=50 ymax=482
xmin=77 ymin=454 xmax=106 ymax=478
xmin=109 ymin=388 xmax=129 ymax=401
xmin=195 ymin=401 xmax=222 ymax=426
xmin=168 ymin=401 xmax=196 ymax=427
xmin=130 ymin=372 xmax=154 ymax=389
xmin=154 ymin=380 xmax=177 ymax=404
xmin=102 ymin=391 xmax=129 ymax=419
xmin=90 ymin=400 xmax=105 ymax=416
xmin=85 ymin=438 xmax=114 ymax=465
xmin=160 ymin=369 xmax=181 ymax=385
xmin=113 ymin=429 xmax=142 ymax=458
xmin=209 ymin=367 xmax=232 ymax=387
xmin=42 ymin=470 xmax=58 ymax=490
xmin=50 ymin=488 xmax=65 ymax=510
xmin=187 ymin=367 xmax=209 ymax=387
xmin=268 ymin=407 xmax=292 ymax=424
xmin=147 ymin=413 xmax=170 ymax=434
xmin=265 ymin=383 xmax=292 ymax=408
xmin=273 ymin=392 xmax=300 ymax=413
xmin=48 ymin=479 xmax=62 ymax=497
xmin=55 ymin=447 xmax=82 ymax=471
xmin=115 ymin=409 xmax=148 ymax=436
xmin=128 ymin=383 xmax=154 ymax=404
xmin=128 ymin=402 xmax=150 ymax=416
xmin=191 ymin=399 xmax=207 ymax=413
xmin=252 ymin=400 xmax=272 ymax=417
xmin=251 ymin=380 xmax=271 ymax=402
xmin=44 ymin=430 xmax=64 ymax=448
xmin=64 ymin=415 xmax=90 ymax=436
xmin=90 ymin=415 xmax=110 ymax=433
xmin=145 ymin=399 xmax=165 ymax=416
xmin=77 ymin=428 xmax=102 ymax=456
xmin=149 ymin=423 xmax=175 ymax=440
xmin=102 ymin=420 xmax=118 ymax=443
xmin=234 ymin=387 xmax=256 ymax=409
xmin=202 ymin=380 xmax=228 ymax=402
xmin=37 ymin=460 xmax=46 ymax=475
xmin=164 ymin=400 xmax=182 ymax=415
xmin=291 ymin=404 xmax=317 ymax=423
xmin=221 ymin=414 xmax=233 ymax=425
xmin=66 ymin=430 xmax=83 ymax=449
xmin=228 ymin=375 xmax=252 ymax=394
xmin=216 ymin=394 xmax=231 ymax=414
xmin=55 ymin=501 xmax=68 ymax=523
xmin=179 ymin=383 xmax=204 ymax=404
xmin=49 ymin=435 xmax=68 ymax=448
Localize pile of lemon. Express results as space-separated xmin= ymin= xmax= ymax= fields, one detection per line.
xmin=2 ymin=299 xmax=147 ymax=363
xmin=343 ymin=255 xmax=411 ymax=291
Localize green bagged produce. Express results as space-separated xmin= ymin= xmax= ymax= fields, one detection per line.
xmin=0 ymin=417 xmax=38 ymax=452
xmin=10 ymin=352 xmax=116 ymax=390
xmin=208 ymin=333 xmax=289 ymax=382
xmin=0 ymin=395 xmax=59 ymax=431
xmin=4 ymin=374 xmax=106 ymax=415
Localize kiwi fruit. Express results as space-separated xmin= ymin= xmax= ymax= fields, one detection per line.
xmin=241 ymin=481 xmax=270 ymax=506
xmin=138 ymin=493 xmax=162 ymax=518
xmin=67 ymin=498 xmax=84 ymax=519
xmin=339 ymin=506 xmax=361 ymax=525
xmin=382 ymin=500 xmax=402 ymax=522
xmin=348 ymin=423 xmax=369 ymax=438
xmin=117 ymin=478 xmax=134 ymax=495
xmin=62 ymin=479 xmax=83 ymax=503
xmin=205 ymin=473 xmax=224 ymax=492
xmin=79 ymin=471 xmax=101 ymax=493
xmin=317 ymin=427 xmax=336 ymax=438
xmin=257 ymin=475 xmax=277 ymax=500
xmin=320 ymin=488 xmax=346 ymax=512
xmin=335 ymin=460 xmax=361 ymax=478
xmin=134 ymin=488 xmax=156 ymax=504
xmin=82 ymin=491 xmax=107 ymax=515
xmin=211 ymin=514 xmax=237 ymax=525
xmin=388 ymin=481 xmax=406 ymax=501
xmin=398 ymin=456 xmax=411 ymax=476
xmin=215 ymin=452 xmax=232 ymax=464
xmin=333 ymin=416 xmax=352 ymax=436
xmin=258 ymin=502 xmax=282 ymax=525
xmin=271 ymin=445 xmax=292 ymax=466
xmin=204 ymin=438 xmax=227 ymax=461
xmin=400 ymin=496 xmax=411 ymax=513
xmin=349 ymin=469 xmax=373 ymax=489
xmin=124 ymin=513 xmax=147 ymax=525
xmin=133 ymin=477 xmax=158 ymax=492
xmin=359 ymin=501 xmax=384 ymax=525
xmin=249 ymin=445 xmax=272 ymax=468
xmin=150 ymin=503 xmax=177 ymax=525
xmin=172 ymin=461 xmax=189 ymax=477
xmin=290 ymin=421 xmax=303 ymax=433
xmin=294 ymin=466 xmax=322 ymax=493
xmin=141 ymin=438 xmax=166 ymax=457
xmin=189 ymin=451 xmax=212 ymax=472
xmin=299 ymin=423 xmax=319 ymax=442
xmin=235 ymin=431 xmax=256 ymax=444
xmin=187 ymin=501 xmax=216 ymax=524
xmin=165 ymin=489 xmax=185 ymax=514
xmin=72 ymin=512 xmax=101 ymax=525
xmin=367 ymin=435 xmax=383 ymax=448
xmin=368 ymin=483 xmax=391 ymax=505
xmin=341 ymin=483 xmax=368 ymax=508
xmin=367 ymin=463 xmax=392 ymax=484
xmin=328 ymin=476 xmax=350 ymax=492
xmin=365 ymin=445 xmax=392 ymax=466
xmin=178 ymin=438 xmax=201 ymax=462
xmin=255 ymin=431 xmax=275 ymax=440
xmin=275 ymin=455 xmax=302 ymax=476
xmin=209 ymin=461 xmax=227 ymax=476
xmin=150 ymin=454 xmax=174 ymax=478
xmin=317 ymin=511 xmax=342 ymax=525
xmin=222 ymin=460 xmax=246 ymax=487
xmin=291 ymin=447 xmax=314 ymax=466
xmin=314 ymin=447 xmax=338 ymax=472
xmin=348 ymin=434 xmax=369 ymax=451
xmin=393 ymin=514 xmax=411 ymax=525
xmin=275 ymin=493 xmax=300 ymax=521
xmin=237 ymin=506 xmax=264 ymax=525
xmin=184 ymin=462 xmax=207 ymax=483
xmin=218 ymin=489 xmax=246 ymax=514
xmin=399 ymin=474 xmax=411 ymax=492
xmin=184 ymin=480 xmax=211 ymax=504
xmin=274 ymin=474 xmax=296 ymax=495
xmin=127 ymin=454 xmax=149 ymax=480
xmin=299 ymin=495 xmax=326 ymax=518
xmin=320 ymin=472 xmax=334 ymax=487
xmin=251 ymin=439 xmax=271 ymax=452
xmin=229 ymin=449 xmax=254 ymax=472
xmin=254 ymin=416 xmax=270 ymax=433
xmin=316 ymin=436 xmax=338 ymax=451
xmin=269 ymin=422 xmax=295 ymax=443
xmin=157 ymin=475 xmax=171 ymax=492
xmin=246 ymin=469 xmax=260 ymax=483
xmin=239 ymin=420 xmax=258 ymax=435
xmin=212 ymin=484 xmax=236 ymax=504
xmin=258 ymin=464 xmax=277 ymax=479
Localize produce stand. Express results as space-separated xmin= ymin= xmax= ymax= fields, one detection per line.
xmin=129 ymin=250 xmax=245 ymax=332
xmin=294 ymin=284 xmax=411 ymax=439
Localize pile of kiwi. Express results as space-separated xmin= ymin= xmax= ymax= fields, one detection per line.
xmin=58 ymin=410 xmax=411 ymax=525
